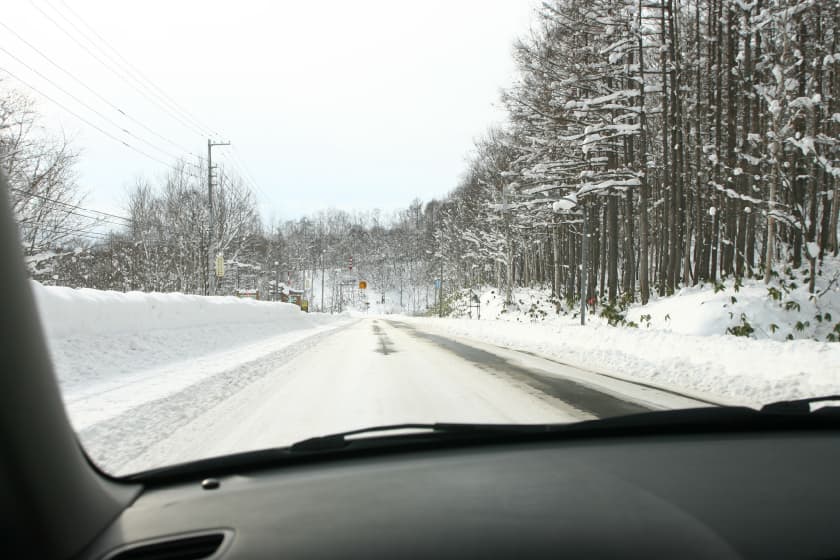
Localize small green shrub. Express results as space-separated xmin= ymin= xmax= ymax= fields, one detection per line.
xmin=599 ymin=303 xmax=626 ymax=326
xmin=726 ymin=314 xmax=754 ymax=337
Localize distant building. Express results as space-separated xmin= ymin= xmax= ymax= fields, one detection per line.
xmin=286 ymin=289 xmax=304 ymax=306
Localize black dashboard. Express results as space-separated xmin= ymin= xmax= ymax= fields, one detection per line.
xmin=81 ymin=431 xmax=840 ymax=559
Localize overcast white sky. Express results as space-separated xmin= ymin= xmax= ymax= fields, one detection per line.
xmin=2 ymin=0 xmax=536 ymax=221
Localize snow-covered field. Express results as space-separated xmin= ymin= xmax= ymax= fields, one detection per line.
xmin=32 ymin=282 xmax=351 ymax=430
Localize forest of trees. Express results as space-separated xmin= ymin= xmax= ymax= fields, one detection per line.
xmin=436 ymin=0 xmax=839 ymax=308
xmin=2 ymin=0 xmax=839 ymax=314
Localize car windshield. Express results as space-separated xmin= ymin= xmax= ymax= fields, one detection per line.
xmin=2 ymin=0 xmax=838 ymax=477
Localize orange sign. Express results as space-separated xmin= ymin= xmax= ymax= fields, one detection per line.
xmin=359 ymin=281 xmax=367 ymax=290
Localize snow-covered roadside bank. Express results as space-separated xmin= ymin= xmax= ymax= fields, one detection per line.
xmin=31 ymin=282 xmax=351 ymax=429
xmin=397 ymin=315 xmax=839 ymax=408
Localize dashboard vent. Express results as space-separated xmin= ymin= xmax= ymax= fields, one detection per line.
xmin=103 ymin=530 xmax=231 ymax=560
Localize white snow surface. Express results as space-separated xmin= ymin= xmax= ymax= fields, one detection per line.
xmin=417 ymin=278 xmax=840 ymax=408
xmin=29 ymin=274 xmax=840 ymax=475
xmin=34 ymin=281 xmax=338 ymax=339
xmin=403 ymin=314 xmax=839 ymax=408
xmin=31 ymin=281 xmax=350 ymax=430
xmin=622 ymin=258 xmax=840 ymax=342
xmin=114 ymin=319 xmax=584 ymax=475
xmin=31 ymin=282 xmax=582 ymax=475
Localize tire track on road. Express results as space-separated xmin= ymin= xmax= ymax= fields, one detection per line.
xmin=387 ymin=321 xmax=651 ymax=419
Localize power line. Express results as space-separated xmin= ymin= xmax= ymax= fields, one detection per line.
xmin=16 ymin=198 xmax=210 ymax=242
xmin=0 ymin=45 xmax=190 ymax=163
xmin=0 ymin=66 xmax=185 ymax=169
xmin=229 ymin=148 xmax=260 ymax=189
xmin=39 ymin=5 xmax=245 ymax=185
xmin=0 ymin=20 xmax=196 ymax=155
xmin=218 ymin=158 xmax=269 ymax=208
xmin=229 ymin=147 xmax=271 ymax=201
xmin=43 ymin=0 xmax=210 ymax=137
xmin=29 ymin=0 xmax=208 ymax=138
xmin=18 ymin=219 xmax=113 ymax=240
xmin=55 ymin=0 xmax=220 ymax=139
xmin=0 ymin=66 xmax=203 ymax=182
xmin=219 ymin=156 xmax=257 ymax=193
xmin=22 ymin=206 xmax=127 ymax=229
xmin=11 ymin=187 xmax=134 ymax=225
xmin=12 ymin=188 xmax=233 ymax=244
xmin=35 ymin=0 xmax=208 ymax=138
xmin=17 ymin=3 xmax=262 ymax=208
xmin=20 ymin=220 xmax=112 ymax=238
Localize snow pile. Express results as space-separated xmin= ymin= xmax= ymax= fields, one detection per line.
xmin=442 ymin=256 xmax=840 ymax=342
xmin=403 ymin=314 xmax=839 ymax=408
xmin=406 ymin=261 xmax=840 ymax=407
xmin=31 ymin=282 xmax=349 ymax=430
xmin=34 ymin=282 xmax=338 ymax=339
xmin=625 ymin=259 xmax=840 ymax=342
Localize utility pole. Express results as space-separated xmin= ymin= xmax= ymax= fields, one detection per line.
xmin=207 ymin=139 xmax=230 ymax=296
xmin=320 ymin=250 xmax=325 ymax=312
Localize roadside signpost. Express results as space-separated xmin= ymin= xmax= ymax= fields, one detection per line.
xmin=469 ymin=290 xmax=480 ymax=320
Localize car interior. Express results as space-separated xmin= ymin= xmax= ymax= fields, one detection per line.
xmin=2 ymin=168 xmax=840 ymax=559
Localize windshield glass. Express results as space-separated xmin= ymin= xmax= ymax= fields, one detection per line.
xmin=3 ymin=0 xmax=838 ymax=477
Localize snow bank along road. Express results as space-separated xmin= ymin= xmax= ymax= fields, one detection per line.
xmin=67 ymin=318 xmax=712 ymax=476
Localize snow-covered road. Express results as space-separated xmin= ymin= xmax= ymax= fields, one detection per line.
xmin=74 ymin=318 xmax=711 ymax=476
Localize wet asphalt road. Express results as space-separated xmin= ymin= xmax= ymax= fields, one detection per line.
xmin=386 ymin=320 xmax=651 ymax=418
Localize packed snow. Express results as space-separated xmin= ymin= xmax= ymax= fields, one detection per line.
xmin=113 ymin=319 xmax=585 ymax=475
xmin=30 ymin=264 xmax=840 ymax=476
xmin=32 ymin=282 xmax=601 ymax=475
xmin=32 ymin=281 xmax=351 ymax=430
xmin=406 ymin=272 xmax=840 ymax=408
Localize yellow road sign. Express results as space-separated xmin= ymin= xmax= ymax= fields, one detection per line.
xmin=359 ymin=281 xmax=367 ymax=289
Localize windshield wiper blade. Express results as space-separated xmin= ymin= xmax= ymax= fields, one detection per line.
xmin=289 ymin=422 xmax=558 ymax=452
xmin=290 ymin=401 xmax=840 ymax=453
xmin=760 ymin=395 xmax=840 ymax=415
xmin=132 ymin=407 xmax=840 ymax=484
